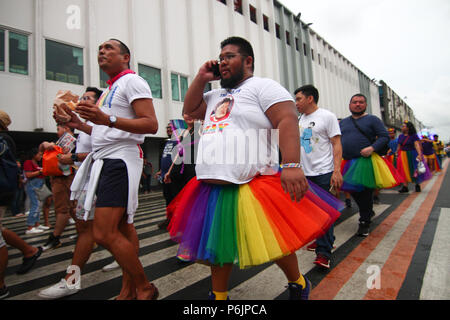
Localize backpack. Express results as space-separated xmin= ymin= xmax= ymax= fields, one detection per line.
xmin=0 ymin=136 xmax=19 ymax=192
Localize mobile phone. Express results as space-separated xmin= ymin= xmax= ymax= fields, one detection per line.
xmin=329 ymin=185 xmax=338 ymax=197
xmin=211 ymin=62 xmax=221 ymax=77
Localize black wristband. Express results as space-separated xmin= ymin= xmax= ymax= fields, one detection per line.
xmin=71 ymin=153 xmax=78 ymax=162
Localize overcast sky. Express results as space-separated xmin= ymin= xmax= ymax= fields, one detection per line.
xmin=279 ymin=0 xmax=450 ymax=143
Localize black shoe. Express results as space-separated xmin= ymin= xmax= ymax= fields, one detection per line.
xmin=415 ymin=184 xmax=421 ymax=192
xmin=16 ymin=247 xmax=43 ymax=275
xmin=42 ymin=234 xmax=61 ymax=251
xmin=345 ymin=198 xmax=352 ymax=208
xmin=287 ymin=278 xmax=311 ymax=300
xmin=373 ymin=196 xmax=380 ymax=204
xmin=0 ymin=285 xmax=9 ymax=300
xmin=398 ymin=186 xmax=409 ymax=193
xmin=208 ymin=291 xmax=231 ymax=300
xmin=357 ymin=222 xmax=370 ymax=237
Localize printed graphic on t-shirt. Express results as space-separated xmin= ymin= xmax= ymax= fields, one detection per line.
xmin=162 ymin=141 xmax=176 ymax=158
xmin=300 ymin=122 xmax=318 ymax=154
xmin=210 ymin=95 xmax=234 ymax=123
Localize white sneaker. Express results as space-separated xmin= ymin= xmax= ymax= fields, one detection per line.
xmin=68 ymin=218 xmax=76 ymax=225
xmin=26 ymin=227 xmax=44 ymax=234
xmin=37 ymin=225 xmax=50 ymax=230
xmin=38 ymin=279 xmax=80 ymax=299
xmin=102 ymin=260 xmax=120 ymax=272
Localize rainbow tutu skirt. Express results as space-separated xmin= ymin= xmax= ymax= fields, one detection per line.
xmin=341 ymin=153 xmax=404 ymax=192
xmin=397 ymin=150 xmax=433 ymax=184
xmin=384 ymin=154 xmax=396 ymax=168
xmin=167 ymin=174 xmax=342 ymax=269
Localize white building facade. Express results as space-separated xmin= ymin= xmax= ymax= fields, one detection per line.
xmin=0 ymin=0 xmax=417 ymax=166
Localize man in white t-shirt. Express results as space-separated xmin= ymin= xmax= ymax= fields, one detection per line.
xmin=182 ymin=37 xmax=312 ymax=300
xmin=61 ymin=39 xmax=159 ymax=300
xmin=295 ymin=85 xmax=343 ymax=269
xmin=39 ymin=87 xmax=121 ymax=299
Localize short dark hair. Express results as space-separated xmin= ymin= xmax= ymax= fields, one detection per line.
xmin=85 ymin=87 xmax=103 ymax=101
xmin=27 ymin=147 xmax=39 ymax=160
xmin=294 ymin=85 xmax=319 ymax=104
xmin=109 ymin=38 xmax=130 ymax=55
xmin=221 ymin=37 xmax=255 ymax=71
xmin=109 ymin=38 xmax=131 ymax=68
xmin=350 ymin=93 xmax=367 ymax=103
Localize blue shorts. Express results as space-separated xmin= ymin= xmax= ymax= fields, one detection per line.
xmin=95 ymin=159 xmax=129 ymax=208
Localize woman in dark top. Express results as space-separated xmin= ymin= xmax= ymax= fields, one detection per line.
xmin=396 ymin=121 xmax=431 ymax=193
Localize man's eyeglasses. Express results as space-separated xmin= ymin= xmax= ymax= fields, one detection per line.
xmin=79 ymin=96 xmax=95 ymax=101
xmin=218 ymin=53 xmax=247 ymax=63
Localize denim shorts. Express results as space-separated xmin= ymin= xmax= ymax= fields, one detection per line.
xmin=95 ymin=159 xmax=129 ymax=208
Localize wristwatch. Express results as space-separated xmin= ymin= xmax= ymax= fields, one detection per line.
xmin=108 ymin=115 xmax=117 ymax=128
xmin=71 ymin=153 xmax=78 ymax=163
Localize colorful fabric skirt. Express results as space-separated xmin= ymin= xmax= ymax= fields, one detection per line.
xmin=384 ymin=154 xmax=397 ymax=168
xmin=396 ymin=150 xmax=433 ymax=184
xmin=424 ymin=154 xmax=441 ymax=172
xmin=341 ymin=153 xmax=404 ymax=192
xmin=167 ymin=174 xmax=342 ymax=269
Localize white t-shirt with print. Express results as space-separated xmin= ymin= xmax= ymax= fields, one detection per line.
xmin=298 ymin=108 xmax=341 ymax=176
xmin=195 ymin=76 xmax=294 ymax=184
xmin=91 ymin=73 xmax=153 ymax=151
xmin=74 ymin=129 xmax=92 ymax=168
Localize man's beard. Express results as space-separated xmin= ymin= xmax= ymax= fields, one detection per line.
xmin=220 ymin=67 xmax=245 ymax=89
xmin=351 ymin=109 xmax=366 ymax=116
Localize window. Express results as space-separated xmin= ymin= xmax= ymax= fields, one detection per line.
xmin=285 ymin=31 xmax=290 ymax=46
xmin=100 ymin=69 xmax=109 ymax=88
xmin=318 ymin=53 xmax=321 ymax=65
xmin=139 ymin=64 xmax=162 ymax=99
xmin=9 ymin=32 xmax=28 ymax=75
xmin=217 ymin=0 xmax=227 ymax=4
xmin=46 ymin=40 xmax=83 ymax=85
xmin=1 ymin=29 xmax=30 ymax=75
xmin=180 ymin=76 xmax=188 ymax=101
xmin=171 ymin=73 xmax=188 ymax=102
xmin=275 ymin=23 xmax=281 ymax=39
xmin=171 ymin=73 xmax=179 ymax=101
xmin=234 ymin=0 xmax=242 ymax=14
xmin=249 ymin=5 xmax=257 ymax=24
xmin=295 ymin=38 xmax=299 ymax=51
xmin=0 ymin=29 xmax=4 ymax=71
xmin=263 ymin=15 xmax=269 ymax=31
xmin=311 ymin=49 xmax=314 ymax=61
xmin=303 ymin=43 xmax=307 ymax=56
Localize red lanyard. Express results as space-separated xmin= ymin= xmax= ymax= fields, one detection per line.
xmin=401 ymin=135 xmax=410 ymax=147
xmin=106 ymin=69 xmax=135 ymax=89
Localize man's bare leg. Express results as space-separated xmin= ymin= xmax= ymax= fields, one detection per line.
xmin=93 ymin=207 xmax=155 ymax=300
xmin=115 ymin=218 xmax=139 ymax=300
xmin=64 ymin=219 xmax=95 ymax=284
